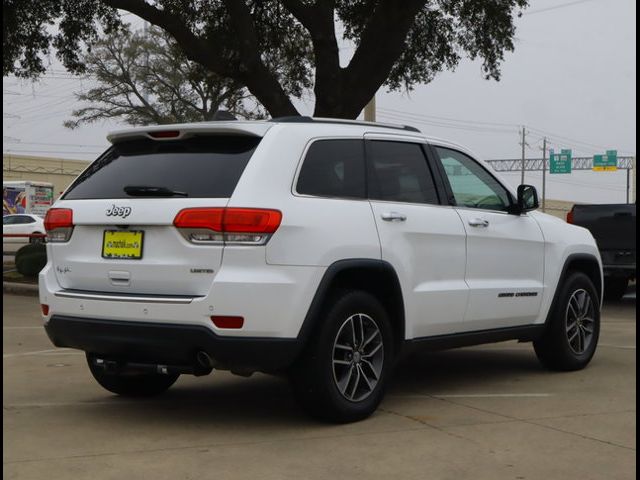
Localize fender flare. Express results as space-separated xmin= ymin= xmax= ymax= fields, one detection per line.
xmin=544 ymin=252 xmax=603 ymax=327
xmin=295 ymin=258 xmax=405 ymax=345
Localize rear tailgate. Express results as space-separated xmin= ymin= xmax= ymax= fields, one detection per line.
xmin=47 ymin=134 xmax=262 ymax=296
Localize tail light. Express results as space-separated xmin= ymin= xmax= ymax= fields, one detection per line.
xmin=41 ymin=304 xmax=49 ymax=316
xmin=44 ymin=208 xmax=74 ymax=242
xmin=566 ymin=207 xmax=574 ymax=224
xmin=174 ymin=207 xmax=282 ymax=245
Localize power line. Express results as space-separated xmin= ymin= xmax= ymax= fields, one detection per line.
xmin=377 ymin=108 xmax=634 ymax=156
xmin=523 ymin=0 xmax=596 ymax=16
xmin=378 ymin=107 xmax=517 ymax=128
xmin=377 ymin=112 xmax=517 ymax=134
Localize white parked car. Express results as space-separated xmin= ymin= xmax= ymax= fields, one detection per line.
xmin=3 ymin=214 xmax=46 ymax=248
xmin=40 ymin=118 xmax=602 ymax=422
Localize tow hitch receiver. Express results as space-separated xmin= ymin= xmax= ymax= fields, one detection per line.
xmin=91 ymin=357 xmax=213 ymax=376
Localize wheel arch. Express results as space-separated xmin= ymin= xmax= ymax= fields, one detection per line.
xmin=297 ymin=259 xmax=406 ymax=353
xmin=546 ymin=253 xmax=603 ymax=326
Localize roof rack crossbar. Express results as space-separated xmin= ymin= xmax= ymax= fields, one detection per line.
xmin=269 ymin=116 xmax=420 ymax=133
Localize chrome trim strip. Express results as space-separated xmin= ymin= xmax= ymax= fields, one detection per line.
xmin=54 ymin=290 xmax=199 ymax=304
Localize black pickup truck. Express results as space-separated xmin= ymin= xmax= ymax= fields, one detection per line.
xmin=568 ymin=203 xmax=636 ymax=300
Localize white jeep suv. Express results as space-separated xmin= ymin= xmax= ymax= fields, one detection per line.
xmin=40 ymin=117 xmax=602 ymax=422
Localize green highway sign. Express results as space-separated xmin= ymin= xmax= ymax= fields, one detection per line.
xmin=550 ymin=148 xmax=572 ymax=174
xmin=593 ymin=150 xmax=617 ymax=171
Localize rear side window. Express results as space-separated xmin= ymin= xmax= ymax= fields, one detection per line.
xmin=296 ymin=139 xmax=366 ymax=199
xmin=367 ymin=141 xmax=439 ymax=204
xmin=63 ymin=136 xmax=260 ymax=199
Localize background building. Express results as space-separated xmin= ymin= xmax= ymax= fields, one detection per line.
xmin=3 ymin=154 xmax=88 ymax=199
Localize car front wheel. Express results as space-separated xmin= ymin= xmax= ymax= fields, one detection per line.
xmin=534 ymin=271 xmax=600 ymax=371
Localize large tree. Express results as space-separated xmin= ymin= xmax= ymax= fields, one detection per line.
xmin=4 ymin=0 xmax=528 ymax=119
xmin=64 ymin=26 xmax=265 ymax=128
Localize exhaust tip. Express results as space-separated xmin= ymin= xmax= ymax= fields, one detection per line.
xmin=196 ymin=350 xmax=215 ymax=369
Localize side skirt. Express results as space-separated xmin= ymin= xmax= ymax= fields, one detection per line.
xmin=404 ymin=324 xmax=545 ymax=353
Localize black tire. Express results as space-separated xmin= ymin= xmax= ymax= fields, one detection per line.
xmin=603 ymin=278 xmax=628 ymax=301
xmin=290 ymin=290 xmax=394 ymax=423
xmin=534 ymin=271 xmax=600 ymax=371
xmin=86 ymin=353 xmax=179 ymax=397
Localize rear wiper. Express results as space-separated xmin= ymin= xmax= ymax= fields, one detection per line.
xmin=124 ymin=185 xmax=188 ymax=197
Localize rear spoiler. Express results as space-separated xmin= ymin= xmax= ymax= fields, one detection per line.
xmin=107 ymin=122 xmax=273 ymax=143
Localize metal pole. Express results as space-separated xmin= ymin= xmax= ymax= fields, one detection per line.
xmin=626 ymin=167 xmax=630 ymax=204
xmin=521 ymin=126 xmax=526 ymax=185
xmin=542 ymin=137 xmax=547 ymax=212
xmin=364 ymin=95 xmax=376 ymax=122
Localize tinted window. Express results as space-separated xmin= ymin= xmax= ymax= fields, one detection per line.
xmin=63 ymin=136 xmax=260 ymax=199
xmin=3 ymin=216 xmax=17 ymax=225
xmin=20 ymin=216 xmax=35 ymax=224
xmin=435 ymin=147 xmax=511 ymax=211
xmin=296 ymin=139 xmax=365 ymax=198
xmin=368 ymin=141 xmax=439 ymax=204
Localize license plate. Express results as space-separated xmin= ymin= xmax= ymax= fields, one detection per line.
xmin=102 ymin=230 xmax=144 ymax=259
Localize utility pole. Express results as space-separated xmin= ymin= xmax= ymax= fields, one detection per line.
xmin=541 ymin=137 xmax=547 ymax=212
xmin=364 ymin=95 xmax=376 ymax=122
xmin=519 ymin=126 xmax=527 ymax=185
xmin=633 ymin=157 xmax=637 ymax=203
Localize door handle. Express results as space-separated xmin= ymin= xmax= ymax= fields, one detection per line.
xmin=381 ymin=212 xmax=407 ymax=222
xmin=468 ymin=218 xmax=489 ymax=227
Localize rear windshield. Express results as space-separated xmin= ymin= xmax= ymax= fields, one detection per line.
xmin=63 ymin=135 xmax=261 ymax=199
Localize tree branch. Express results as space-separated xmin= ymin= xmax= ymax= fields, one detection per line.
xmin=103 ymin=0 xmax=232 ymax=77
xmin=342 ymin=0 xmax=428 ymax=117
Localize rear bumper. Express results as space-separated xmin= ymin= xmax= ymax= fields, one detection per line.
xmin=44 ymin=315 xmax=302 ymax=373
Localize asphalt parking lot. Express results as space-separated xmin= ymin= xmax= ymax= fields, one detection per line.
xmin=3 ymin=290 xmax=636 ymax=480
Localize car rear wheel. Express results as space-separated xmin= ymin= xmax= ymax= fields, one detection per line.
xmin=290 ymin=290 xmax=394 ymax=423
xmin=86 ymin=353 xmax=179 ymax=397
xmin=534 ymin=271 xmax=600 ymax=371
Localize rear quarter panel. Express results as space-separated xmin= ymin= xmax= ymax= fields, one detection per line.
xmin=229 ymin=125 xmax=381 ymax=267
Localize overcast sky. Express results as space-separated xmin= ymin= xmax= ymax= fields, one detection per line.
xmin=3 ymin=0 xmax=636 ymax=203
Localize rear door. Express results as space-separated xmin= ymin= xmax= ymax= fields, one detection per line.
xmin=365 ymin=135 xmax=469 ymax=338
xmin=49 ymin=134 xmax=261 ymax=296
xmin=433 ymin=146 xmax=545 ymax=329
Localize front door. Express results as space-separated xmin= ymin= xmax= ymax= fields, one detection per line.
xmin=433 ymin=146 xmax=545 ymax=331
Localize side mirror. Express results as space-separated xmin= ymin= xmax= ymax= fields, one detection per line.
xmin=513 ymin=184 xmax=539 ymax=214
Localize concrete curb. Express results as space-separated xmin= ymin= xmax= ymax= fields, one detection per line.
xmin=3 ymin=281 xmax=39 ymax=296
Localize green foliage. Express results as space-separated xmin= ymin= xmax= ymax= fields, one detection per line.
xmin=15 ymin=244 xmax=47 ymax=278
xmin=4 ymin=1 xmax=528 ymax=118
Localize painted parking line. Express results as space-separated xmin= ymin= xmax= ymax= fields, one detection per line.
xmin=389 ymin=393 xmax=553 ymax=399
xmin=598 ymin=344 xmax=636 ymax=350
xmin=3 ymin=326 xmax=45 ymax=330
xmin=2 ymin=348 xmax=79 ymax=358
